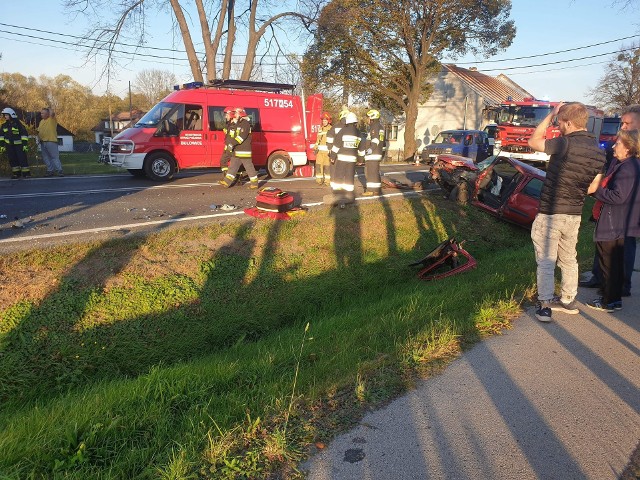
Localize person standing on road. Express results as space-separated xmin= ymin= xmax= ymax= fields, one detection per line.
xmin=580 ymin=104 xmax=640 ymax=296
xmin=329 ymin=112 xmax=361 ymax=201
xmin=219 ymin=106 xmax=236 ymax=176
xmin=219 ymin=107 xmax=259 ymax=190
xmin=314 ymin=112 xmax=332 ymax=186
xmin=0 ymin=107 xmax=31 ymax=179
xmin=360 ymin=109 xmax=386 ymax=196
xmin=586 ymin=129 xmax=640 ymax=312
xmin=37 ymin=108 xmax=64 ymax=177
xmin=527 ymin=102 xmax=605 ymax=322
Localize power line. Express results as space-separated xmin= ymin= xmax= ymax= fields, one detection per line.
xmin=478 ymin=45 xmax=639 ymax=73
xmin=450 ymin=34 xmax=639 ymax=64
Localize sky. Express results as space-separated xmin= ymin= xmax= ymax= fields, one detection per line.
xmin=1 ymin=0 xmax=639 ymax=104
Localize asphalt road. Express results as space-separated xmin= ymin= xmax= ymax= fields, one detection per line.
xmin=0 ymin=164 xmax=431 ymax=253
xmin=302 ymin=263 xmax=640 ymax=479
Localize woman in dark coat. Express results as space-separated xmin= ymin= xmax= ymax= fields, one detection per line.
xmin=587 ymin=129 xmax=640 ymax=311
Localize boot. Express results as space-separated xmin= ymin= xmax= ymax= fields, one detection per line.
xmin=248 ymin=180 xmax=259 ymax=189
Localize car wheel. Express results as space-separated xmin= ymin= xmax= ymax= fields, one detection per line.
xmin=144 ymin=152 xmax=176 ymax=181
xmin=267 ymin=152 xmax=291 ymax=179
xmin=127 ymin=169 xmax=146 ymax=178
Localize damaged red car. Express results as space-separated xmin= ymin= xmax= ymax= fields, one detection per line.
xmin=430 ymin=154 xmax=545 ymax=228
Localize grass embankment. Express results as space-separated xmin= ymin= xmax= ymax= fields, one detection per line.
xmin=1 ymin=151 xmax=125 ymax=177
xmin=0 ymin=195 xmax=596 ymax=479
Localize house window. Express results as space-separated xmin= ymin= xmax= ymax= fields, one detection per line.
xmin=387 ymin=125 xmax=399 ymax=141
xmin=57 ymin=138 xmax=63 ymax=146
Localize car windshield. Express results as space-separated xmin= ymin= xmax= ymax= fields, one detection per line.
xmin=498 ymin=106 xmax=553 ymax=127
xmin=135 ymin=102 xmax=176 ymax=127
xmin=601 ymin=120 xmax=620 ymax=135
xmin=433 ymin=132 xmax=465 ymax=144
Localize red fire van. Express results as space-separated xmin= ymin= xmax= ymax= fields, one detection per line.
xmin=99 ymin=80 xmax=323 ymax=181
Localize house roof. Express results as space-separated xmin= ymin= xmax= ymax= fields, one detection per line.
xmin=443 ymin=65 xmax=533 ymax=106
xmin=92 ymin=110 xmax=147 ymax=132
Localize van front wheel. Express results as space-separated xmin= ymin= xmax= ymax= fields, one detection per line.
xmin=267 ymin=152 xmax=291 ymax=179
xmin=144 ymin=152 xmax=176 ymax=181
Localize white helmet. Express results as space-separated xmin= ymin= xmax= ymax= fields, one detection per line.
xmin=345 ymin=112 xmax=358 ymax=125
xmin=1 ymin=108 xmax=17 ymax=118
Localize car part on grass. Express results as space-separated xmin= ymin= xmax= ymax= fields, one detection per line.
xmin=409 ymin=237 xmax=477 ymax=281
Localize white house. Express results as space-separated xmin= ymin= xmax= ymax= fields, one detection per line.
xmin=92 ymin=110 xmax=146 ymax=144
xmin=387 ymin=65 xmax=533 ymax=159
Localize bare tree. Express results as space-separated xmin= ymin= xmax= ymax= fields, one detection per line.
xmin=133 ymin=69 xmax=177 ymax=108
xmin=589 ymin=43 xmax=640 ymax=111
xmin=64 ymin=0 xmax=322 ymax=83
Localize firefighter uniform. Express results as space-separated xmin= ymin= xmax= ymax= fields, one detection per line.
xmin=219 ymin=107 xmax=236 ymax=174
xmin=359 ymin=109 xmax=385 ymax=196
xmin=1 ymin=108 xmax=31 ymax=178
xmin=315 ymin=112 xmax=332 ymax=185
xmin=329 ymin=112 xmax=361 ymax=197
xmin=325 ymin=107 xmax=350 ymax=184
xmin=219 ymin=108 xmax=259 ymax=189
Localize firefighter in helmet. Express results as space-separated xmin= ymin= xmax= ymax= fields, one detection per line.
xmin=219 ymin=107 xmax=259 ymax=189
xmin=359 ymin=108 xmax=385 ymax=196
xmin=314 ymin=112 xmax=332 ymax=185
xmin=329 ymin=111 xmax=361 ymax=202
xmin=219 ymin=106 xmax=236 ymax=174
xmin=1 ymin=108 xmax=31 ymax=178
xmin=326 ymin=106 xmax=350 ymax=155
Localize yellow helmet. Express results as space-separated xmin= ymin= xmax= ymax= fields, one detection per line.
xmin=338 ymin=107 xmax=350 ymax=120
xmin=366 ymin=109 xmax=380 ymax=120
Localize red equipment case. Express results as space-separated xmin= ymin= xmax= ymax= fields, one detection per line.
xmin=256 ymin=187 xmax=295 ymax=213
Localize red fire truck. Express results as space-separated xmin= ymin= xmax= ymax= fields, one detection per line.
xmin=99 ymin=80 xmax=323 ymax=181
xmin=492 ymin=98 xmax=604 ymax=166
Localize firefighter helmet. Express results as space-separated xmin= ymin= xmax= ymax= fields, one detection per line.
xmin=223 ymin=106 xmax=236 ymax=118
xmin=366 ymin=109 xmax=380 ymax=120
xmin=321 ymin=111 xmax=332 ymax=122
xmin=1 ymin=108 xmax=17 ymax=118
xmin=235 ymin=107 xmax=247 ymax=118
xmin=338 ymin=108 xmax=350 ymax=121
xmin=344 ymin=112 xmax=358 ymax=125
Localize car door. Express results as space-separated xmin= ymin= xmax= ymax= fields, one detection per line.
xmin=164 ymin=103 xmax=209 ymax=167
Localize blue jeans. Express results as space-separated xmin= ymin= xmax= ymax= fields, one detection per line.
xmin=531 ymin=213 xmax=582 ymax=303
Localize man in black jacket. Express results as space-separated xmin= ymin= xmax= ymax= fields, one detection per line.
xmin=528 ymin=102 xmax=605 ymax=322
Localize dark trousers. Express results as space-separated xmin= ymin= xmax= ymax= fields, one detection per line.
xmin=596 ymin=237 xmax=625 ymax=304
xmin=364 ymin=160 xmax=382 ymax=194
xmin=220 ymin=151 xmax=232 ymax=170
xmin=592 ymin=235 xmax=635 ymax=293
xmin=226 ymin=155 xmax=257 ymax=180
xmin=7 ymin=145 xmax=29 ymax=170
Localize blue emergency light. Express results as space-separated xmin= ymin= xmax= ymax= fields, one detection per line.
xmin=173 ymin=81 xmax=204 ymax=90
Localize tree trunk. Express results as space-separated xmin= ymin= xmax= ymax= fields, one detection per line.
xmin=403 ymin=86 xmax=420 ymax=161
xmin=169 ymin=0 xmax=203 ymax=82
xmin=222 ymin=0 xmax=236 ymax=79
xmin=195 ymin=0 xmax=216 ymax=81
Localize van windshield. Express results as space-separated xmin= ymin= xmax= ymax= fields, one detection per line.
xmin=135 ymin=102 xmax=176 ymax=127
xmin=498 ymin=106 xmax=553 ymax=127
xmin=433 ymin=132 xmax=465 ymax=144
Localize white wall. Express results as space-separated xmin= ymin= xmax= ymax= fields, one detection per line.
xmin=388 ymin=69 xmax=486 ymax=156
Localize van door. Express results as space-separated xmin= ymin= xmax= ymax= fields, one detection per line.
xmin=305 ymin=94 xmax=323 ymax=160
xmin=207 ymin=106 xmax=228 ymax=167
xmin=163 ymin=103 xmax=209 ymax=167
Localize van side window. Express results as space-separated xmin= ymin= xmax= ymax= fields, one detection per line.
xmin=245 ymin=108 xmax=262 ymax=132
xmin=208 ymin=106 xmax=226 ymax=131
xmin=184 ymin=105 xmax=203 ymax=131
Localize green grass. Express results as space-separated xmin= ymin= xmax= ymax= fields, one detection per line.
xmin=1 ymin=151 xmax=126 ymax=177
xmin=0 ymin=195 xmax=598 ymax=479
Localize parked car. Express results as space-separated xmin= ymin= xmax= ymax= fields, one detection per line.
xmin=421 ymin=129 xmax=491 ymax=163
xmin=430 ymin=154 xmax=546 ymax=228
